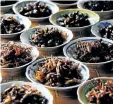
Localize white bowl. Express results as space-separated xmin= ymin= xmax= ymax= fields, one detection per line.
xmin=50 ymin=0 xmax=77 ymax=8
xmin=26 ymin=56 xmax=89 ymax=91
xmin=0 ymin=0 xmax=18 ymax=14
xmin=77 ymin=0 xmax=113 ymax=20
xmin=13 ymin=0 xmax=59 ymax=22
xmin=77 ymin=77 xmax=113 ymax=104
xmin=49 ymin=9 xmax=100 ymax=38
xmin=20 ymin=25 xmax=73 ymax=56
xmin=1 ymin=81 xmax=53 ymax=104
xmin=63 ymin=37 xmax=113 ymax=70
xmin=1 ymin=42 xmax=39 ymax=78
xmin=0 ymin=14 xmax=31 ymax=39
xmin=91 ymin=19 xmax=113 ymax=40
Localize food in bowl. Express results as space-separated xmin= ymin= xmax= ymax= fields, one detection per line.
xmin=86 ymin=79 xmax=113 ymax=104
xmin=19 ymin=1 xmax=52 ymax=18
xmin=29 ymin=28 xmax=67 ymax=47
xmin=1 ymin=84 xmax=48 ymax=104
xmin=83 ymin=1 xmax=113 ymax=11
xmin=99 ymin=23 xmax=113 ymax=40
xmin=70 ymin=39 xmax=113 ymax=63
xmin=1 ymin=0 xmax=17 ymax=6
xmin=35 ymin=57 xmax=83 ymax=87
xmin=0 ymin=41 xmax=32 ymax=68
xmin=57 ymin=11 xmax=90 ymax=27
xmin=1 ymin=16 xmax=25 ymax=34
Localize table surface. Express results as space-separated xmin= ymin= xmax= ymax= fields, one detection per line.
xmin=1 ymin=4 xmax=113 ymax=104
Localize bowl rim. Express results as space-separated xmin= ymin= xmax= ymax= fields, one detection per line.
xmin=91 ymin=19 xmax=113 ymax=38
xmin=12 ymin=0 xmax=59 ymax=20
xmin=77 ymin=0 xmax=113 ymax=13
xmin=63 ymin=37 xmax=113 ymax=65
xmin=0 ymin=14 xmax=31 ymax=36
xmin=0 ymin=42 xmax=39 ymax=70
xmin=26 ymin=56 xmax=90 ymax=90
xmin=52 ymin=1 xmax=77 ymax=6
xmin=0 ymin=81 xmax=53 ymax=104
xmin=77 ymin=77 xmax=113 ymax=104
xmin=49 ymin=8 xmax=100 ymax=29
xmin=0 ymin=0 xmax=18 ymax=8
xmin=20 ymin=25 xmax=73 ymax=49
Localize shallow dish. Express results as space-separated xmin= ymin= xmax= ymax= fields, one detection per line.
xmin=13 ymin=0 xmax=59 ymax=22
xmin=0 ymin=14 xmax=31 ymax=39
xmin=20 ymin=25 xmax=73 ymax=56
xmin=63 ymin=37 xmax=113 ymax=70
xmin=77 ymin=0 xmax=113 ymax=20
xmin=91 ymin=19 xmax=113 ymax=40
xmin=0 ymin=42 xmax=39 ymax=78
xmin=77 ymin=77 xmax=113 ymax=104
xmin=26 ymin=56 xmax=89 ymax=90
xmin=49 ymin=9 xmax=99 ymax=38
xmin=1 ymin=81 xmax=53 ymax=104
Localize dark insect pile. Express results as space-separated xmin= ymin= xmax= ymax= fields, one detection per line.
xmin=57 ymin=11 xmax=90 ymax=27
xmin=0 ymin=42 xmax=32 ymax=68
xmin=99 ymin=24 xmax=113 ymax=40
xmin=1 ymin=85 xmax=48 ymax=104
xmin=35 ymin=57 xmax=83 ymax=87
xmin=86 ymin=79 xmax=113 ymax=104
xmin=19 ymin=1 xmax=52 ymax=18
xmin=30 ymin=28 xmax=66 ymax=47
xmin=1 ymin=16 xmax=25 ymax=34
xmin=84 ymin=1 xmax=113 ymax=11
xmin=71 ymin=39 xmax=113 ymax=63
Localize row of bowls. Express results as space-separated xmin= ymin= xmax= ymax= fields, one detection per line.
xmin=1 ymin=77 xmax=112 ymax=104
xmin=1 ymin=0 xmax=113 ymax=20
xmin=1 ymin=1 xmax=113 ymax=104
xmin=1 ymin=9 xmax=100 ymax=39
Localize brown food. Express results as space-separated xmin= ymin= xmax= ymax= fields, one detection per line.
xmin=71 ymin=39 xmax=113 ymax=63
xmin=1 ymin=85 xmax=48 ymax=104
xmin=1 ymin=16 xmax=25 ymax=34
xmin=35 ymin=57 xmax=83 ymax=87
xmin=30 ymin=28 xmax=67 ymax=47
xmin=86 ymin=79 xmax=113 ymax=104
xmin=0 ymin=41 xmax=32 ymax=68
